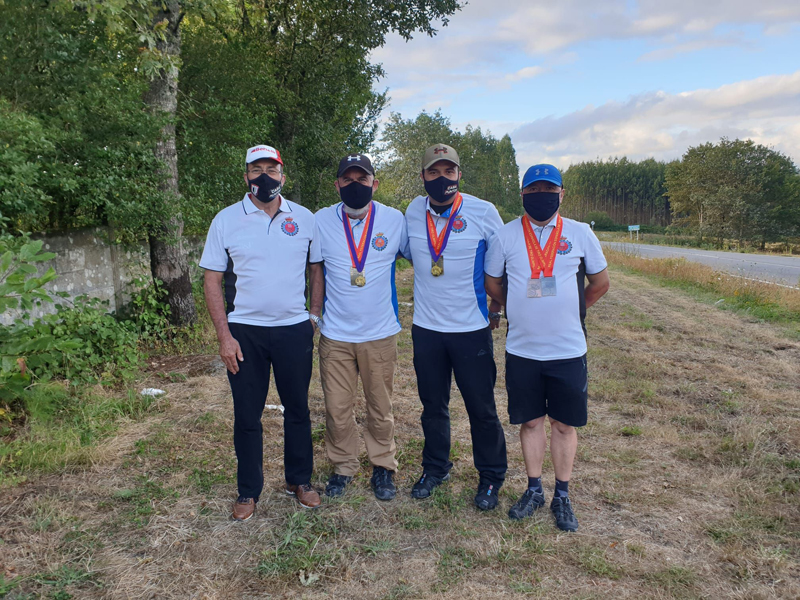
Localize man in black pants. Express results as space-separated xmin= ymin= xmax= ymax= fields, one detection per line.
xmin=401 ymin=144 xmax=508 ymax=510
xmin=201 ymin=145 xmax=324 ymax=521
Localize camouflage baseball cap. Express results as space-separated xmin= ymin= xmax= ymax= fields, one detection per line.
xmin=421 ymin=144 xmax=460 ymax=170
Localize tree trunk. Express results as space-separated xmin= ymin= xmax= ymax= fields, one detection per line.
xmin=144 ymin=0 xmax=197 ymax=326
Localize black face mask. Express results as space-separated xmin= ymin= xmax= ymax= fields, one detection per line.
xmin=523 ymin=191 xmax=560 ymax=222
xmin=424 ymin=175 xmax=459 ymax=204
xmin=248 ymin=173 xmax=282 ymax=203
xmin=339 ymin=181 xmax=373 ymax=210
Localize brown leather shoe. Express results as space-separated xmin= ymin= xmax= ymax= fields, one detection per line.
xmin=232 ymin=496 xmax=256 ymax=521
xmin=285 ymin=483 xmax=321 ymax=508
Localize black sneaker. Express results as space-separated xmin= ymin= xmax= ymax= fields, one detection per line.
xmin=325 ymin=473 xmax=352 ymax=498
xmin=370 ymin=467 xmax=396 ymax=501
xmin=550 ymin=496 xmax=579 ymax=532
xmin=411 ymin=472 xmax=450 ymax=499
xmin=508 ymin=488 xmax=546 ymax=520
xmin=474 ymin=481 xmax=501 ymax=511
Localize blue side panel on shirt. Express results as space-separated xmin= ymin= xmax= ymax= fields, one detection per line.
xmin=322 ymin=263 xmax=328 ymax=313
xmin=391 ymin=260 xmax=399 ymax=325
xmin=473 ymin=239 xmax=488 ymax=320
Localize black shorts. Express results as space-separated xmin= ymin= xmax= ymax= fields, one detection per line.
xmin=505 ymin=352 xmax=588 ymax=427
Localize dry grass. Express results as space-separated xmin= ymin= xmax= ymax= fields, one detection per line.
xmin=1 ymin=266 xmax=799 ymax=599
xmin=605 ymin=247 xmax=800 ymax=326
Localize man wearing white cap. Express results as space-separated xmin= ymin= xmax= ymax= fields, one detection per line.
xmin=402 ymin=143 xmax=508 ymax=511
xmin=200 ymin=144 xmax=324 ymax=520
xmin=484 ymin=163 xmax=609 ymax=531
xmin=314 ymin=154 xmax=407 ymax=501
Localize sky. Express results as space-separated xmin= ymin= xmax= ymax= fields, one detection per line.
xmin=370 ymin=0 xmax=800 ymax=175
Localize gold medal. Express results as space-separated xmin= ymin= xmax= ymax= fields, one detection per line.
xmin=350 ymin=266 xmax=367 ymax=287
xmin=431 ymin=257 xmax=444 ymax=277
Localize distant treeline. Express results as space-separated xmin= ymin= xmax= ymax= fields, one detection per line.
xmin=560 ymin=158 xmax=670 ymax=227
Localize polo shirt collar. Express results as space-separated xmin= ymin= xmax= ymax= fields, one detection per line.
xmin=529 ymin=212 xmax=559 ymax=230
xmin=426 ymin=196 xmax=457 ymax=218
xmin=242 ymin=193 xmax=292 ymax=216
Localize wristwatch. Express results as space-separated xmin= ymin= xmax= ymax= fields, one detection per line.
xmin=309 ymin=314 xmax=322 ymax=327
xmin=488 ymin=311 xmax=502 ymax=321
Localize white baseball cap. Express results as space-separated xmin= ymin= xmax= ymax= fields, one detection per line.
xmin=246 ymin=145 xmax=283 ymax=165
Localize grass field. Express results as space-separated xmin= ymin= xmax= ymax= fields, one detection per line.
xmin=1 ymin=264 xmax=799 ymax=599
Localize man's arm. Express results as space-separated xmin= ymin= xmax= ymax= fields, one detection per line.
xmin=585 ymin=268 xmax=610 ymax=308
xmin=203 ymin=269 xmax=243 ymax=374
xmin=308 ymin=262 xmax=324 ymax=327
xmin=485 ymin=274 xmax=505 ymax=331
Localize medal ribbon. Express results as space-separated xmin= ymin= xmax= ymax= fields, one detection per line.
xmin=521 ymin=215 xmax=563 ymax=279
xmin=343 ymin=201 xmax=375 ymax=273
xmin=426 ymin=193 xmax=463 ymax=263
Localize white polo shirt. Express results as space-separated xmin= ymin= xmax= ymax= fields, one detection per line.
xmin=402 ymin=193 xmax=504 ymax=333
xmin=200 ymin=194 xmax=318 ymax=327
xmin=314 ymin=202 xmax=406 ymax=343
xmin=484 ymin=214 xmax=607 ymax=361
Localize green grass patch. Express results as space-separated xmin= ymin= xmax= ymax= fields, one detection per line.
xmin=0 ymin=384 xmax=163 ymax=486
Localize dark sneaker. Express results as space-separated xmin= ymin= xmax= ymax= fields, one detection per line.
xmin=550 ymin=496 xmax=579 ymax=532
xmin=474 ymin=481 xmax=501 ymax=511
xmin=508 ymin=488 xmax=545 ymax=520
xmin=325 ymin=473 xmax=353 ymax=498
xmin=285 ymin=483 xmax=322 ymax=508
xmin=232 ymin=496 xmax=256 ymax=521
xmin=370 ymin=467 xmax=396 ymax=501
xmin=411 ymin=472 xmax=450 ymax=499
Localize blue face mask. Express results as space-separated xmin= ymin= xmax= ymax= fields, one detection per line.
xmin=523 ymin=191 xmax=560 ymax=222
xmin=248 ymin=173 xmax=282 ymax=203
xmin=339 ymin=181 xmax=373 ymax=210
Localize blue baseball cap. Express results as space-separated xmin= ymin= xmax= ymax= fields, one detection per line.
xmin=522 ymin=164 xmax=562 ymax=189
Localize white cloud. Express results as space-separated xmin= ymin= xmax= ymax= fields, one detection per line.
xmin=510 ymin=70 xmax=800 ymax=171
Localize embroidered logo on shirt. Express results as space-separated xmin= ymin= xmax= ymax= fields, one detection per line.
xmin=281 ymin=217 xmax=299 ymax=236
xmin=556 ymin=236 xmax=572 ymax=255
xmin=371 ymin=233 xmax=389 ymax=251
xmin=451 ymin=216 xmax=467 ymax=233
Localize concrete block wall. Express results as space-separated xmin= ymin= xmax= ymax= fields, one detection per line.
xmin=1 ymin=228 xmax=203 ymax=325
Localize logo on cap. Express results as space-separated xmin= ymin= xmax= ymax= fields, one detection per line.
xmin=281 ymin=217 xmax=299 ymax=236
xmin=347 ymin=155 xmax=362 ymax=162
xmin=434 ymin=147 xmax=448 ymax=155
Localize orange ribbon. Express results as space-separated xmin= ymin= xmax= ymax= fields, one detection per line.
xmin=521 ymin=215 xmax=563 ymax=278
xmin=426 ymin=193 xmax=463 ymax=262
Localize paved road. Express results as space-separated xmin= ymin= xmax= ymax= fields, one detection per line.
xmin=601 ymin=242 xmax=800 ymax=288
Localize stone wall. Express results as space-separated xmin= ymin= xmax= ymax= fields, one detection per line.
xmin=1 ymin=228 xmax=204 ymax=325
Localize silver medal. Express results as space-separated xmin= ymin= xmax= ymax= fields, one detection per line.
xmin=526 ymin=278 xmax=542 ymax=298
xmin=541 ymin=276 xmax=557 ymax=297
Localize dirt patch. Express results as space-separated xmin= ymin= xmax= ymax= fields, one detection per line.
xmin=1 ymin=267 xmax=798 ymax=599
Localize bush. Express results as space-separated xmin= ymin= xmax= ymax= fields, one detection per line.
xmin=584 ymin=211 xmax=615 ymax=229
xmin=0 ymin=234 xmax=141 ymax=405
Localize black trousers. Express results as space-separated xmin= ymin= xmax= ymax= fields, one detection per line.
xmin=227 ymin=320 xmax=315 ymax=500
xmin=411 ymin=324 xmax=507 ymax=485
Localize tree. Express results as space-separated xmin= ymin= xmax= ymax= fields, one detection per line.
xmin=376 ymin=111 xmax=520 ymax=218
xmin=2 ymin=0 xmax=463 ymax=325
xmin=665 ymin=138 xmax=800 ymax=247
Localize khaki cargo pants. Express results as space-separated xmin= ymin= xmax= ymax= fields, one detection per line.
xmin=318 ymin=333 xmax=398 ymax=476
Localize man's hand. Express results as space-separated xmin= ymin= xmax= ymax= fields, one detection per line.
xmin=488 ymin=298 xmax=503 ymax=331
xmin=220 ymin=334 xmax=244 ymax=374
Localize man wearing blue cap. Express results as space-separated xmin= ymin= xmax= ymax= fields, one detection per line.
xmin=484 ymin=164 xmax=609 ymax=531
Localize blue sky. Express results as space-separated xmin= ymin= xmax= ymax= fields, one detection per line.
xmin=371 ymin=0 xmax=800 ymax=174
